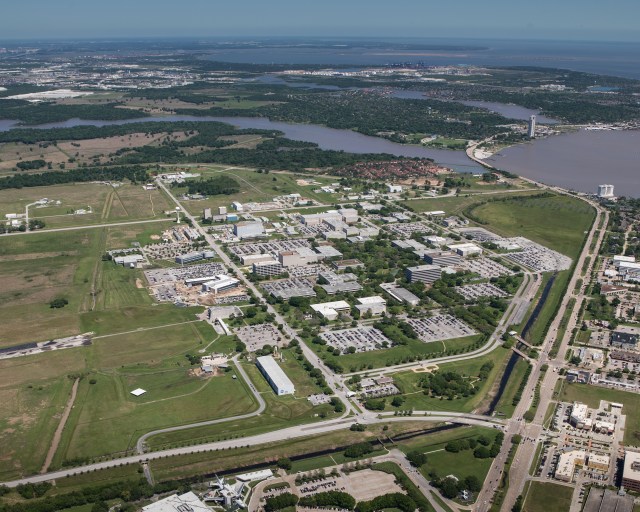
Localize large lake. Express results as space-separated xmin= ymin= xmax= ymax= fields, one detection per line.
xmin=0 ymin=115 xmax=482 ymax=172
xmin=1 ymin=115 xmax=639 ymax=196
xmin=486 ymin=129 xmax=640 ymax=196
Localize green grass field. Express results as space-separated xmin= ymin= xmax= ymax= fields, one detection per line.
xmin=173 ymin=167 xmax=337 ymax=215
xmin=402 ymin=190 xmax=541 ymax=216
xmin=523 ymin=482 xmax=572 ymax=512
xmin=468 ymin=194 xmax=595 ymax=258
xmin=311 ymin=335 xmax=483 ymax=373
xmin=559 ymin=383 xmax=640 ymax=445
xmin=389 ymin=348 xmax=510 ymax=413
xmin=145 ymin=349 xmax=335 ymax=450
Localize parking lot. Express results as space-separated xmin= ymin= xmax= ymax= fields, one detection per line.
xmin=144 ymin=262 xmax=227 ymax=285
xmin=262 ymin=278 xmax=316 ymax=300
xmin=385 ymin=221 xmax=433 ymax=237
xmin=461 ymin=257 xmax=514 ymax=278
xmin=320 ymin=326 xmax=392 ymax=353
xmin=456 ymin=283 xmax=508 ymax=300
xmin=229 ymin=239 xmax=311 ymax=258
xmin=406 ymin=314 xmax=477 ymax=343
xmin=504 ymin=237 xmax=572 ymax=272
xmin=235 ymin=323 xmax=284 ymax=352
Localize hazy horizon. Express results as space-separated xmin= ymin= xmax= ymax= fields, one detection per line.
xmin=1 ymin=0 xmax=639 ymax=42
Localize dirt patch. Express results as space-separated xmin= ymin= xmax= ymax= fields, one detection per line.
xmin=150 ymin=235 xmax=161 ymax=240
xmin=135 ymin=278 xmax=145 ymax=289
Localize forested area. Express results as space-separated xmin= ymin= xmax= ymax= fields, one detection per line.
xmin=0 ymin=165 xmax=148 ymax=190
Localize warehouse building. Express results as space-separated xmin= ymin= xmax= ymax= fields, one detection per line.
xmin=234 ymin=221 xmax=265 ymax=239
xmin=405 ymin=264 xmax=442 ymax=284
xmin=256 ymin=355 xmax=295 ymax=395
xmin=448 ymin=242 xmax=483 ymax=257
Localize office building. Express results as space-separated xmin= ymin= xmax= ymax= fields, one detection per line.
xmin=610 ymin=327 xmax=640 ymax=348
xmin=622 ymin=451 xmax=640 ymax=492
xmin=356 ymin=296 xmax=387 ymax=316
xmin=405 ymin=264 xmax=442 ymax=284
xmin=555 ymin=450 xmax=586 ymax=482
xmin=233 ymin=221 xmax=265 ymax=239
xmin=597 ymin=184 xmax=615 ymax=198
xmin=311 ymin=300 xmax=351 ymax=321
xmin=570 ymin=402 xmax=592 ymax=429
xmin=379 ymin=283 xmax=420 ymax=306
xmin=256 ymin=355 xmax=295 ymax=395
xmin=528 ymin=115 xmax=536 ymax=138
xmin=201 ymin=275 xmax=240 ymax=294
xmin=424 ymin=251 xmax=462 ymax=266
xmin=252 ymin=260 xmax=284 ymax=277
xmin=448 ymin=242 xmax=483 ymax=257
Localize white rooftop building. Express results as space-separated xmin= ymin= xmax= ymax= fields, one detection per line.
xmin=256 ymin=355 xmax=295 ymax=395
xmin=356 ymin=296 xmax=387 ymax=316
xmin=142 ymin=492 xmax=211 ymax=511
xmin=311 ymin=300 xmax=351 ymax=321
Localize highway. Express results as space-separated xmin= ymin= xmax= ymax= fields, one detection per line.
xmin=476 ymin=197 xmax=607 ymax=512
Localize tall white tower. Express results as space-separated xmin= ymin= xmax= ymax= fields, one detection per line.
xmin=528 ymin=115 xmax=537 ymax=138
xmin=597 ymin=184 xmax=615 ymax=198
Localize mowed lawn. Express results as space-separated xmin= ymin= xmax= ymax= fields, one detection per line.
xmin=146 ymin=348 xmax=335 ymax=450
xmin=560 ymin=383 xmax=640 ymax=445
xmin=389 ymin=348 xmax=510 ymax=413
xmin=402 ymin=190 xmax=541 ymax=216
xmin=523 ymin=482 xmax=572 ymax=512
xmin=59 ymin=369 xmax=256 ymax=461
xmin=468 ymin=194 xmax=595 ymax=258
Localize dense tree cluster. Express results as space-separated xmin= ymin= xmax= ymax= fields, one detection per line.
xmin=0 ymin=165 xmax=148 ymax=190
xmin=299 ymin=491 xmax=356 ymax=510
xmin=356 ymin=492 xmax=416 ymax=512
xmin=185 ymin=175 xmax=240 ymax=196
xmin=264 ymin=492 xmax=299 ymax=512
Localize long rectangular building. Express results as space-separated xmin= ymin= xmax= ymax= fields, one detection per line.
xmin=405 ymin=264 xmax=442 ymax=284
xmin=256 ymin=355 xmax=295 ymax=396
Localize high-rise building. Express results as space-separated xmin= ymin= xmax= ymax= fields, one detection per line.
xmin=597 ymin=184 xmax=615 ymax=198
xmin=528 ymin=115 xmax=537 ymax=138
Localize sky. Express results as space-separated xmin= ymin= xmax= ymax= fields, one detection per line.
xmin=1 ymin=0 xmax=639 ymax=42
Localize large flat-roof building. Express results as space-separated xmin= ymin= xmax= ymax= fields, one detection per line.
xmin=405 ymin=264 xmax=442 ymax=284
xmin=555 ymin=449 xmax=586 ymax=482
xmin=141 ymin=491 xmax=211 ymax=512
xmin=311 ymin=300 xmax=351 ymax=321
xmin=448 ymin=242 xmax=483 ymax=257
xmin=622 ymin=451 xmax=640 ymax=492
xmin=234 ymin=221 xmax=265 ymax=239
xmin=424 ymin=251 xmax=462 ymax=267
xmin=356 ymin=296 xmax=387 ymax=316
xmin=379 ymin=283 xmax=420 ymax=306
xmin=256 ymin=355 xmax=295 ymax=396
xmin=201 ymin=275 xmax=240 ymax=294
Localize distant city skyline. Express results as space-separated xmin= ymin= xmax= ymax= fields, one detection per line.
xmin=1 ymin=0 xmax=639 ymax=42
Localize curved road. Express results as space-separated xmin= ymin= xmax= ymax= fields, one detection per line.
xmin=135 ymin=356 xmax=266 ymax=453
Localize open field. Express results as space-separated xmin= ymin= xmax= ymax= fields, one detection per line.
xmin=402 ymin=190 xmax=542 ymax=216
xmin=389 ymin=348 xmax=510 ymax=413
xmin=523 ymin=481 xmax=572 ymax=512
xmin=169 ymin=166 xmax=337 ymax=214
xmin=0 ymin=221 xmax=181 ymax=346
xmin=145 ymin=348 xmax=334 ymax=450
xmin=559 ymin=383 xmax=640 ymax=445
xmin=0 ymin=376 xmax=74 ymax=481
xmin=468 ymin=194 xmax=595 ymax=258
